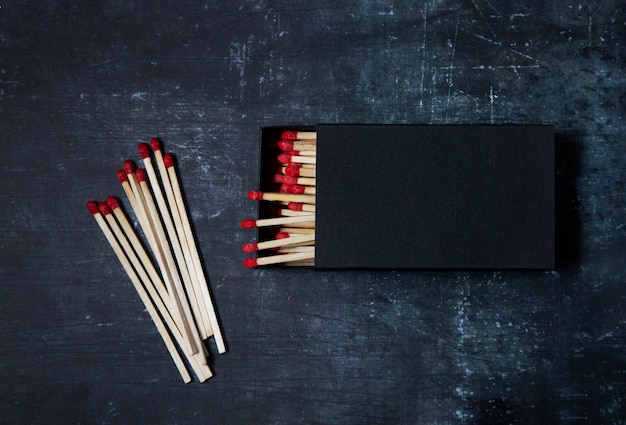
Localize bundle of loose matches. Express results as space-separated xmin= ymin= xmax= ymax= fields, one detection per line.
xmin=242 ymin=129 xmax=317 ymax=268
xmin=86 ymin=138 xmax=225 ymax=383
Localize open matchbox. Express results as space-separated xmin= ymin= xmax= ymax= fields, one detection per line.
xmin=256 ymin=124 xmax=555 ymax=270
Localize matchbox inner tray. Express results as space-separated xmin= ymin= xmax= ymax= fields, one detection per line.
xmin=256 ymin=124 xmax=555 ymax=270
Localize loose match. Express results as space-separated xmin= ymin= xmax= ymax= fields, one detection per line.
xmin=86 ymin=138 xmax=225 ymax=383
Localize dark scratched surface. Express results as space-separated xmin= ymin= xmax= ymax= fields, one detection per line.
xmin=1 ymin=1 xmax=625 ymax=424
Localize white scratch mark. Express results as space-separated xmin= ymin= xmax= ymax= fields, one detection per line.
xmin=489 ymin=86 xmax=496 ymax=124
xmin=131 ymin=92 xmax=147 ymax=100
xmin=445 ymin=18 xmax=460 ymax=119
xmin=510 ymin=13 xmax=530 ymax=20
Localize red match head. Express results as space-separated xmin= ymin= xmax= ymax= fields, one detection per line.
xmin=287 ymin=202 xmax=303 ymax=211
xmin=116 ymin=169 xmax=128 ymax=183
xmin=138 ymin=143 xmax=151 ymax=159
xmin=163 ymin=152 xmax=175 ymax=168
xmin=135 ymin=168 xmax=148 ymax=182
xmin=284 ymin=164 xmax=302 ymax=176
xmin=243 ymin=258 xmax=259 ymax=268
xmin=98 ymin=202 xmax=112 ymax=216
xmin=281 ymin=130 xmax=298 ymax=140
xmin=86 ymin=200 xmax=99 ymax=215
xmin=151 ymin=137 xmax=162 ymax=152
xmin=280 ymin=183 xmax=305 ymax=194
xmin=242 ymin=242 xmax=258 ymax=253
xmin=106 ymin=196 xmax=120 ymax=211
xmin=123 ymin=160 xmax=136 ymax=175
xmin=277 ymin=153 xmax=292 ymax=164
xmin=275 ymin=232 xmax=290 ymax=239
xmin=277 ymin=140 xmax=293 ymax=151
xmin=240 ymin=219 xmax=257 ymax=229
xmin=247 ymin=190 xmax=264 ymax=201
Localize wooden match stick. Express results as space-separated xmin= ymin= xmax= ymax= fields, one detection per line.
xmin=98 ymin=201 xmax=211 ymax=381
xmin=241 ymin=214 xmax=315 ymax=229
xmin=278 ymin=153 xmax=316 ymax=165
xmin=277 ymin=245 xmax=315 ymax=253
xmin=138 ymin=145 xmax=211 ymax=341
xmin=135 ymin=167 xmax=208 ymax=349
xmin=281 ymin=130 xmax=316 ymax=140
xmin=248 ymin=190 xmax=316 ymax=204
xmin=116 ymin=170 xmax=140 ymax=215
xmin=242 ymin=233 xmax=315 ymax=253
xmin=279 ymin=227 xmax=316 ymax=234
xmin=125 ymin=161 xmax=200 ymax=356
xmin=86 ymin=201 xmax=193 ymax=383
xmin=281 ymin=149 xmax=316 ymax=157
xmin=277 ymin=208 xmax=313 ymax=217
xmin=286 ymin=202 xmax=316 ymax=213
xmin=282 ymin=165 xmax=316 ymax=178
xmin=122 ymin=161 xmax=197 ymax=355
xmin=107 ymin=197 xmax=212 ymax=371
xmin=106 ymin=196 xmax=172 ymax=316
xmin=243 ymin=251 xmax=315 ymax=268
xmin=162 ymin=151 xmax=227 ymax=354
xmin=277 ymin=140 xmax=316 ymax=151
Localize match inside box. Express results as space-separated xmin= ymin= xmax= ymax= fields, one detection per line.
xmin=242 ymin=124 xmax=555 ymax=270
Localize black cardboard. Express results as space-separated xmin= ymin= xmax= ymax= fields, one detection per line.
xmin=259 ymin=124 xmax=555 ymax=270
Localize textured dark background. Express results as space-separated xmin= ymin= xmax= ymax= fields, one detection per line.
xmin=1 ymin=1 xmax=625 ymax=424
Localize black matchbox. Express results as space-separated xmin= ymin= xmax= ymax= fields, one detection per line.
xmin=256 ymin=124 xmax=555 ymax=270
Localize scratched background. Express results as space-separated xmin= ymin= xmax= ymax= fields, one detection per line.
xmin=1 ymin=1 xmax=625 ymax=424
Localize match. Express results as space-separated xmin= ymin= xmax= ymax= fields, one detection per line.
xmin=87 ymin=137 xmax=227 ymax=382
xmin=277 ymin=153 xmax=316 ymax=165
xmin=282 ymin=164 xmax=316 ymax=178
xmin=240 ymin=214 xmax=316 ymax=229
xmin=242 ymin=233 xmax=315 ymax=253
xmin=280 ymin=183 xmax=316 ymax=195
xmin=161 ymin=151 xmax=226 ymax=354
xmin=277 ymin=140 xmax=316 ymax=151
xmin=280 ymin=130 xmax=316 ymax=140
xmin=248 ymin=190 xmax=316 ymax=205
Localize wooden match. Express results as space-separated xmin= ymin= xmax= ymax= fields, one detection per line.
xmin=280 ymin=130 xmax=316 ymax=140
xmin=162 ymin=151 xmax=226 ymax=354
xmin=86 ymin=201 xmax=193 ymax=383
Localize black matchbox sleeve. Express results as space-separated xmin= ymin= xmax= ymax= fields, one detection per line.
xmin=312 ymin=124 xmax=555 ymax=269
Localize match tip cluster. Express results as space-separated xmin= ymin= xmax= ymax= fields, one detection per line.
xmin=242 ymin=128 xmax=317 ymax=268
